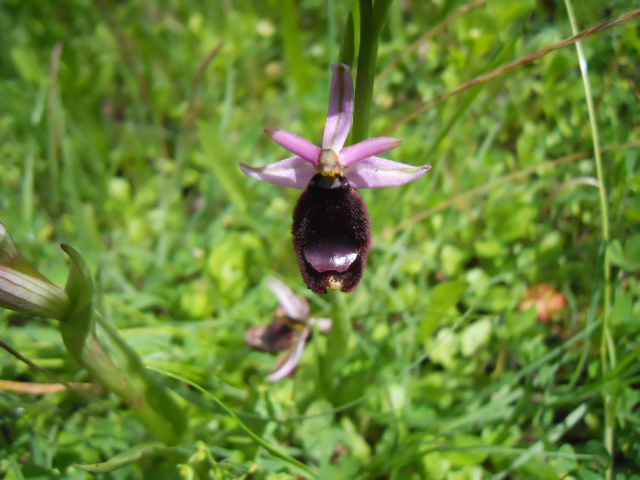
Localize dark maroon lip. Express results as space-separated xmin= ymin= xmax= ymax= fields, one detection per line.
xmin=292 ymin=173 xmax=372 ymax=294
xmin=303 ymin=238 xmax=359 ymax=273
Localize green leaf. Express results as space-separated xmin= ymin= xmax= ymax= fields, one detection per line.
xmin=339 ymin=13 xmax=355 ymax=67
xmin=611 ymin=291 xmax=637 ymax=333
xmin=419 ymin=280 xmax=467 ymax=341
xmin=149 ymin=367 xmax=318 ymax=479
xmin=460 ymin=318 xmax=492 ymax=357
xmin=60 ymin=244 xmax=95 ymax=352
xmin=76 ymin=443 xmax=170 ymax=473
xmin=440 ymin=434 xmax=489 ymax=467
xmin=59 ymin=245 xmax=186 ymax=446
xmin=279 ymin=0 xmax=311 ymax=94
xmin=198 ymin=119 xmax=249 ymax=212
xmin=623 ymin=233 xmax=640 ymax=270
xmin=608 ymin=239 xmax=624 ymax=267
xmin=10 ymin=46 xmax=43 ymax=84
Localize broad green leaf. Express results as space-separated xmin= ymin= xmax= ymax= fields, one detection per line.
xmin=460 ymin=318 xmax=492 ymax=357
xmin=60 ymin=244 xmax=95 ymax=354
xmin=419 ymin=280 xmax=467 ymax=341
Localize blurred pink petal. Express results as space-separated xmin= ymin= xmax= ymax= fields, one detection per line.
xmin=267 ymin=277 xmax=309 ymax=321
xmin=245 ymin=319 xmax=297 ymax=352
xmin=267 ymin=330 xmax=310 ymax=381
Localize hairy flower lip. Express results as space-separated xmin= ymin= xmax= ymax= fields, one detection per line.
xmin=294 ymin=173 xmax=371 ymax=294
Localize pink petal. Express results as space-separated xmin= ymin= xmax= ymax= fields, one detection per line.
xmin=322 ymin=63 xmax=354 ymax=152
xmin=239 ymin=157 xmax=315 ymax=189
xmin=339 ymin=137 xmax=403 ymax=167
xmin=267 ymin=277 xmax=309 ymax=321
xmin=266 ymin=129 xmax=321 ymax=166
xmin=267 ymin=329 xmax=310 ymax=382
xmin=345 ymin=157 xmax=432 ymax=189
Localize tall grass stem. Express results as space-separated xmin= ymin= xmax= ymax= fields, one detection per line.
xmin=563 ymin=0 xmax=615 ymax=476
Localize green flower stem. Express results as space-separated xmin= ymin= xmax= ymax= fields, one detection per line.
xmin=351 ymin=0 xmax=394 ymax=144
xmin=60 ymin=245 xmax=186 ymax=445
xmin=323 ymin=291 xmax=350 ymax=394
xmin=60 ymin=315 xmax=186 ymax=446
xmin=320 ymin=0 xmax=393 ymax=396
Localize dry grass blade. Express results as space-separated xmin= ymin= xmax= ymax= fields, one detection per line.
xmin=0 ymin=379 xmax=96 ymax=395
xmin=182 ymin=42 xmax=225 ymax=133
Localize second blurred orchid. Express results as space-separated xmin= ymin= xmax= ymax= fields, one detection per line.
xmin=246 ymin=278 xmax=331 ymax=381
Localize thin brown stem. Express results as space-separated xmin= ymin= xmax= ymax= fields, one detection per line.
xmin=0 ymin=339 xmax=98 ymax=400
xmin=0 ymin=379 xmax=95 ymax=395
xmin=182 ymin=42 xmax=225 ymax=133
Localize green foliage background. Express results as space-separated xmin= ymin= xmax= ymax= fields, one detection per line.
xmin=1 ymin=0 xmax=639 ymax=478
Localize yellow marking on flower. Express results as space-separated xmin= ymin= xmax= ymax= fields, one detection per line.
xmin=328 ymin=278 xmax=343 ymax=291
xmin=317 ymin=149 xmax=342 ymax=177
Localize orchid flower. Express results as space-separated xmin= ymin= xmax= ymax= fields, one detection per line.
xmin=240 ymin=63 xmax=431 ymax=294
xmin=245 ymin=278 xmax=331 ymax=382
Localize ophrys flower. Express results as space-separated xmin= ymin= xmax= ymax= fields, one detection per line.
xmin=240 ymin=64 xmax=431 ymax=293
